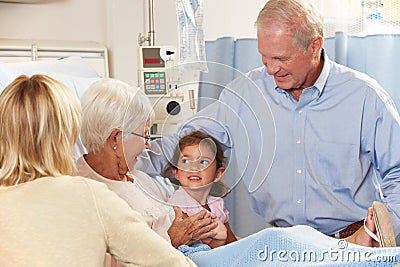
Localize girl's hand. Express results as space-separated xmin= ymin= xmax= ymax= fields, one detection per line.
xmin=209 ymin=217 xmax=227 ymax=241
xmin=201 ymin=216 xmax=228 ymax=249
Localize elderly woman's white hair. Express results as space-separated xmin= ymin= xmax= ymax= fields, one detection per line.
xmin=80 ymin=78 xmax=154 ymax=154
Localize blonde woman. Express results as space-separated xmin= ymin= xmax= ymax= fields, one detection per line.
xmin=0 ymin=74 xmax=196 ymax=267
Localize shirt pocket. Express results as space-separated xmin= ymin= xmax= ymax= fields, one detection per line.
xmin=307 ymin=140 xmax=360 ymax=189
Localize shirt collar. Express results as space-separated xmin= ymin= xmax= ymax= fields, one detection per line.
xmin=314 ymin=49 xmax=331 ymax=97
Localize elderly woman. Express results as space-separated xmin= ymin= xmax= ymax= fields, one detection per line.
xmin=0 ymin=74 xmax=195 ymax=267
xmin=76 ymin=78 xmax=218 ymax=254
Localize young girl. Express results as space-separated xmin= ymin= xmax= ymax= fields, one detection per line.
xmin=164 ymin=130 xmax=237 ymax=249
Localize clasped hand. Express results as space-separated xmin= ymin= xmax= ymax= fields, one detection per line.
xmin=168 ymin=207 xmax=219 ymax=248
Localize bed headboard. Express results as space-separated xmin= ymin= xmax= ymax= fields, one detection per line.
xmin=0 ymin=38 xmax=109 ymax=77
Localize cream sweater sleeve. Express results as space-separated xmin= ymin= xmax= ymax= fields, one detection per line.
xmin=83 ymin=179 xmax=196 ymax=267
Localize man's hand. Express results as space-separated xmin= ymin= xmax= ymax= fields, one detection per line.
xmin=168 ymin=207 xmax=218 ymax=248
xmin=345 ymin=207 xmax=380 ymax=247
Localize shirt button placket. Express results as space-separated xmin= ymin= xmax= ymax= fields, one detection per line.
xmin=294 ymin=108 xmax=306 ymax=223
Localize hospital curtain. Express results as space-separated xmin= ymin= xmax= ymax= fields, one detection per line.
xmin=200 ymin=33 xmax=400 ymax=237
xmin=324 ymin=32 xmax=400 ymax=108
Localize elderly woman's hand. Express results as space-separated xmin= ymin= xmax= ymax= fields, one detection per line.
xmin=168 ymin=207 xmax=218 ymax=248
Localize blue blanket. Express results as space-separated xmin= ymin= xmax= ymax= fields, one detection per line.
xmin=184 ymin=225 xmax=400 ymax=266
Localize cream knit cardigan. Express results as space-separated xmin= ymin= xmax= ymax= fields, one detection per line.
xmin=0 ymin=176 xmax=196 ymax=267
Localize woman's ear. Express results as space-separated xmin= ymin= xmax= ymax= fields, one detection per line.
xmin=214 ymin=167 xmax=225 ymax=182
xmin=108 ymin=129 xmax=120 ymax=150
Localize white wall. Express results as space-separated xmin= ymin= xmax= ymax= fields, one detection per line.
xmin=0 ymin=0 xmax=145 ymax=86
xmin=203 ymin=0 xmax=265 ymax=40
xmin=155 ymin=0 xmax=265 ymax=43
xmin=0 ymin=0 xmax=106 ymax=42
xmin=0 ymin=0 xmax=263 ymax=85
xmin=105 ymin=0 xmax=145 ymax=85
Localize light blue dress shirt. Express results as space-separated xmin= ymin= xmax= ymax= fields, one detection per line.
xmin=137 ymin=52 xmax=400 ymax=236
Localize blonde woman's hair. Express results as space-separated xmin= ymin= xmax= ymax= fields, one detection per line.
xmin=0 ymin=74 xmax=81 ymax=186
xmin=256 ymin=0 xmax=324 ymax=51
xmin=80 ymin=78 xmax=154 ymax=154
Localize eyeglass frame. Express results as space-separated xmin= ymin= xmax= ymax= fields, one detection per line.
xmin=124 ymin=131 xmax=151 ymax=144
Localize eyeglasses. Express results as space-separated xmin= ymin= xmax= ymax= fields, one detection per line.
xmin=125 ymin=131 xmax=151 ymax=144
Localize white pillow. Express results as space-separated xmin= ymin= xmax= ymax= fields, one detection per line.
xmin=0 ymin=62 xmax=23 ymax=91
xmin=0 ymin=56 xmax=101 ymax=94
xmin=9 ymin=56 xmax=100 ymax=78
xmin=38 ymin=72 xmax=100 ymax=99
xmin=0 ymin=62 xmax=100 ymax=98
